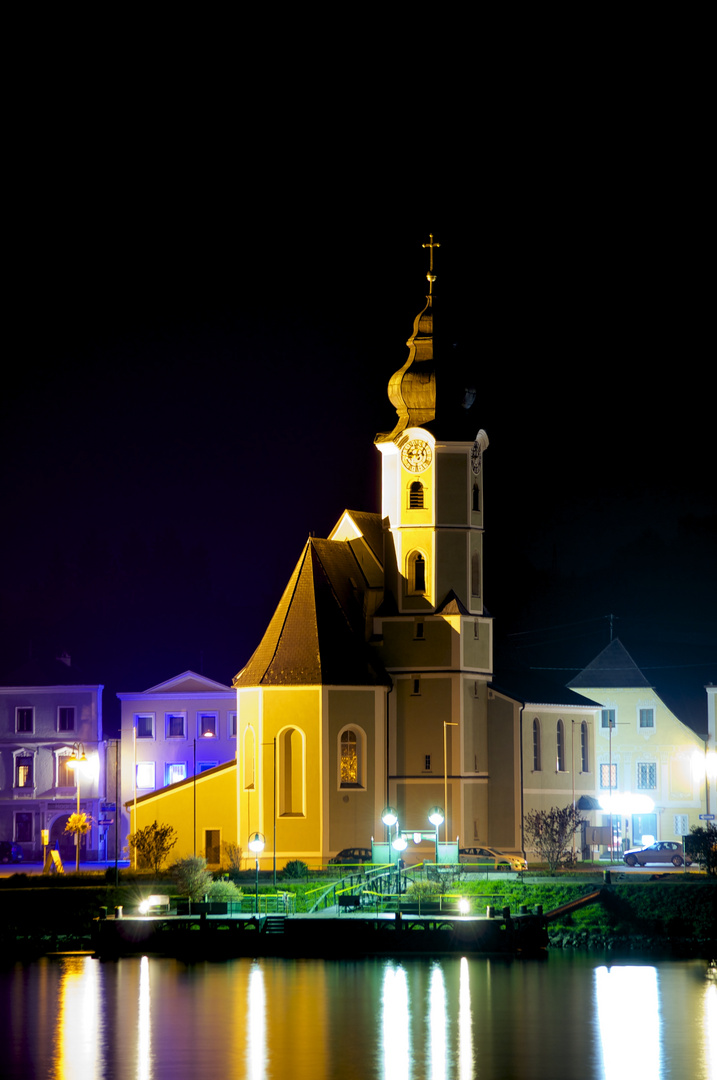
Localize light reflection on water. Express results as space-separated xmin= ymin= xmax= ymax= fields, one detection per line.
xmin=2 ymin=952 xmax=715 ymax=1079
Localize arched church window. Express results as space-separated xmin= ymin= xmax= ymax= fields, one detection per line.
xmin=279 ymin=727 xmax=304 ymax=816
xmin=581 ymin=721 xmax=589 ymax=773
xmin=407 ymin=551 xmax=427 ymax=594
xmin=556 ymin=719 xmax=565 ymax=772
xmin=243 ymin=726 xmax=255 ymax=790
xmin=409 ymin=481 xmax=424 ymax=509
xmin=533 ymin=719 xmax=541 ymax=771
xmin=339 ymin=726 xmax=365 ymax=788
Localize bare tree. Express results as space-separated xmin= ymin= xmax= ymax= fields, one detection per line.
xmin=128 ymin=821 xmax=178 ymax=873
xmin=524 ymin=805 xmax=584 ymax=870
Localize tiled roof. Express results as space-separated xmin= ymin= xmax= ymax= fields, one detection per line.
xmin=234 ymin=538 xmax=390 ymax=688
xmin=567 ymin=639 xmax=652 ymax=689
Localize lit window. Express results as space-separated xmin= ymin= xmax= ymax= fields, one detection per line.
xmin=198 ymin=713 xmax=217 ymax=738
xmin=556 ymin=719 xmax=565 ymax=772
xmin=166 ymin=713 xmax=186 ymax=738
xmin=339 ymin=728 xmax=365 ymax=788
xmin=165 ymin=762 xmax=187 ymax=785
xmin=581 ymin=722 xmax=589 ymax=772
xmin=637 ymin=762 xmax=657 ymax=789
xmin=16 ymin=708 xmax=33 ymax=733
xmin=639 ymin=709 xmax=654 ymax=729
xmin=601 ymin=709 xmax=616 ymax=729
xmin=57 ymin=755 xmax=75 ymax=787
xmin=136 ymin=714 xmax=154 ymax=738
xmin=136 ymin=761 xmax=156 ymax=789
xmin=58 ymin=707 xmax=75 ymax=732
xmin=600 ymin=763 xmax=617 ymax=789
xmin=16 ymin=756 xmax=33 ymax=788
xmin=532 ymin=719 xmax=541 ymax=771
xmin=409 ymin=481 xmax=424 ymax=509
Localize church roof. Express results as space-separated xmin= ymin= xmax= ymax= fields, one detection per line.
xmin=567 ymin=638 xmax=652 ymax=689
xmin=341 ymin=510 xmax=384 ymax=568
xmin=492 ymin=667 xmax=602 ymax=709
xmin=234 ymin=538 xmax=390 ymax=689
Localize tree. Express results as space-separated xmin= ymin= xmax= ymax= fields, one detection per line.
xmin=523 ymin=805 xmax=584 ymax=871
xmin=171 ymin=856 xmax=213 ymax=900
xmin=687 ymin=822 xmax=717 ymax=876
xmin=64 ymin=812 xmax=92 ymax=872
xmin=129 ymin=821 xmax=178 ymax=873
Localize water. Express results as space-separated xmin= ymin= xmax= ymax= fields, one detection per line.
xmin=2 ymin=952 xmax=715 ymax=1079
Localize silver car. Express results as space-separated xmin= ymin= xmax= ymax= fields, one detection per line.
xmin=623 ymin=841 xmax=693 ymax=868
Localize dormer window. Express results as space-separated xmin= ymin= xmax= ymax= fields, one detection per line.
xmin=409 ymin=481 xmax=424 ymax=509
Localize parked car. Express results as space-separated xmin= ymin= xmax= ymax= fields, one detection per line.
xmin=0 ymin=841 xmax=23 ymax=863
xmin=459 ymin=847 xmax=527 ymax=871
xmin=623 ymin=841 xmax=693 ymax=868
xmin=328 ymin=847 xmax=372 ymax=866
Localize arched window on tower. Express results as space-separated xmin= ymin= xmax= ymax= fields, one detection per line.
xmin=556 ymin=719 xmax=565 ymax=772
xmin=407 ymin=551 xmax=427 ymax=594
xmin=279 ymin=727 xmax=304 ymax=816
xmin=472 ymin=483 xmax=480 ymax=512
xmin=409 ymin=481 xmax=424 ymax=509
xmin=581 ymin=721 xmax=589 ymax=773
xmin=533 ymin=718 xmax=541 ymax=771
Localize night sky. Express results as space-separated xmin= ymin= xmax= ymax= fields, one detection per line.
xmin=3 ymin=44 xmax=714 ymax=736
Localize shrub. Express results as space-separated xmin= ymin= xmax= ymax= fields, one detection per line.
xmin=171 ymin=856 xmax=213 ymax=901
xmin=407 ymin=879 xmax=442 ymax=898
xmin=206 ymin=879 xmax=244 ymax=902
xmin=128 ymin=821 xmax=178 ymax=873
xmin=283 ymin=860 xmax=309 ymax=879
xmin=222 ymin=841 xmax=243 ymax=870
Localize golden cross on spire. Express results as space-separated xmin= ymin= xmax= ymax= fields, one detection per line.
xmin=422 ymin=233 xmax=440 ymax=294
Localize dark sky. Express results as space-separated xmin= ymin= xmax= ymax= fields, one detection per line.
xmin=2 ymin=44 xmax=714 ymax=735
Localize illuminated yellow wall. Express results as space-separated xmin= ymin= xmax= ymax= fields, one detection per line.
xmin=326 ymin=688 xmax=385 ymax=852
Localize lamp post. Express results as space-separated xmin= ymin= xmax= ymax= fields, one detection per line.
xmin=67 ymin=743 xmax=88 ymax=872
xmin=428 ymin=806 xmax=444 ymax=864
xmin=248 ymin=832 xmax=265 ymax=914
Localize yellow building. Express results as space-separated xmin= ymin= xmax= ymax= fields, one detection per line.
xmin=568 ymin=638 xmax=708 ymax=851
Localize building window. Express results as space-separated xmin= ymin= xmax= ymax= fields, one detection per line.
xmin=407 ymin=551 xmax=426 ymax=594
xmin=408 ymin=481 xmax=424 ymax=509
xmin=415 ymin=621 xmax=425 ymax=640
xmin=556 ymin=719 xmax=565 ymax=772
xmin=424 ymin=754 xmax=432 ymax=771
xmin=637 ymin=762 xmax=657 ymax=789
xmin=279 ymin=727 xmax=304 ymax=816
xmin=57 ymin=754 xmax=75 ymax=787
xmin=199 ymin=761 xmax=218 ymax=773
xmin=472 ymin=484 xmax=480 ymax=512
xmin=15 ymin=755 xmax=34 ymax=788
xmin=471 ymin=552 xmax=481 ymax=597
xmin=136 ymin=761 xmax=155 ymax=789
xmin=15 ymin=812 xmax=33 ymax=843
xmin=244 ymin=727 xmax=255 ymax=790
xmin=198 ymin=713 xmax=218 ymax=738
xmin=205 ymin=829 xmax=221 ymax=864
xmin=229 ymin=712 xmax=237 ymax=738
xmin=58 ymin=707 xmax=75 ymax=732
xmin=639 ymin=708 xmax=655 ymax=729
xmin=339 ymin=727 xmax=365 ymax=789
xmin=473 ymin=680 xmax=479 ymax=697
xmin=474 ymin=621 xmax=480 ymax=638
xmin=532 ymin=719 xmax=541 ymax=771
xmin=16 ymin=708 xmax=34 ymax=733
xmin=412 ymin=678 xmax=421 ymax=695
xmin=136 ymin=714 xmax=154 ymax=739
xmin=165 ymin=762 xmax=187 ymax=786
xmin=580 ymin=721 xmax=589 ymax=773
xmin=600 ymin=763 xmax=617 ymax=789
xmin=165 ymin=713 xmax=186 ymax=739
xmin=601 ymin=709 xmax=616 ymax=729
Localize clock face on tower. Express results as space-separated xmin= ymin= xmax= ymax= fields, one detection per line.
xmin=401 ymin=439 xmax=432 ymax=474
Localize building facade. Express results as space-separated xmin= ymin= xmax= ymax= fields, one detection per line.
xmin=0 ymin=668 xmax=104 ymax=863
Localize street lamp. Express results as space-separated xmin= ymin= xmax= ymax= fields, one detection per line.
xmin=428 ymin=806 xmax=444 ymax=864
xmin=248 ymin=832 xmax=265 ymax=914
xmin=67 ymin=743 xmax=88 ymax=872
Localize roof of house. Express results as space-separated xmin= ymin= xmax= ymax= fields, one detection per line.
xmin=567 ymin=639 xmax=652 ymax=690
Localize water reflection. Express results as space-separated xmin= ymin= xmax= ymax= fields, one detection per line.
xmin=1 ymin=952 xmax=715 ymax=1079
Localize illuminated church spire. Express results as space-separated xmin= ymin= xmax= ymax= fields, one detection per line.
xmin=376 ymin=234 xmax=439 ymax=443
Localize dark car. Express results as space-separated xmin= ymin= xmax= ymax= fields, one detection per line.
xmin=0 ymin=841 xmax=23 ymax=863
xmin=623 ymin=841 xmax=693 ymax=868
xmin=328 ymin=847 xmax=372 ymax=866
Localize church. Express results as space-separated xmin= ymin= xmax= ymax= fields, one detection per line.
xmin=127 ymin=240 xmax=524 ymax=866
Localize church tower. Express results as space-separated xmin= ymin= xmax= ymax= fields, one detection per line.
xmin=372 ymin=237 xmax=520 ymax=854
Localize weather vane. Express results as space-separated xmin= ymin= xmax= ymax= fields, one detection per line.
xmin=422 ymin=233 xmax=440 ymax=294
